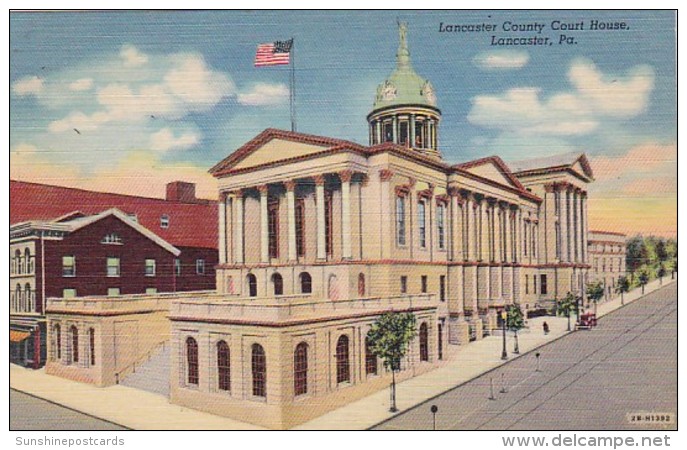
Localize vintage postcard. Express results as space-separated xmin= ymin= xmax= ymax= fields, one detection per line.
xmin=9 ymin=9 xmax=677 ymax=436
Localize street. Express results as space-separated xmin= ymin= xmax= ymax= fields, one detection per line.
xmin=374 ymin=283 xmax=677 ymax=430
xmin=10 ymin=389 xmax=129 ymax=431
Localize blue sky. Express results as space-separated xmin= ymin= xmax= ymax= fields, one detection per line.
xmin=9 ymin=10 xmax=676 ymax=235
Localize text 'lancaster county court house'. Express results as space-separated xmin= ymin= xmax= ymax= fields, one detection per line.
xmin=41 ymin=25 xmax=606 ymax=429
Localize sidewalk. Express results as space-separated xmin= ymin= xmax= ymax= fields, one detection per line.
xmin=10 ymin=277 xmax=674 ymax=430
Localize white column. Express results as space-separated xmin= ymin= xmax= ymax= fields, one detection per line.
xmin=286 ymin=181 xmax=297 ymax=261
xmin=218 ymin=193 xmax=227 ymax=264
xmin=392 ymin=116 xmax=398 ymax=144
xmin=505 ymin=208 xmax=512 ymax=263
xmin=340 ymin=170 xmax=353 ymax=259
xmin=410 ymin=114 xmax=416 ymax=147
xmin=449 ymin=190 xmax=461 ymax=261
xmin=573 ymin=190 xmax=579 ymax=263
xmin=517 ymin=209 xmax=523 ymax=263
xmin=259 ymin=185 xmax=269 ymax=263
xmin=466 ymin=196 xmax=475 ymax=261
xmin=581 ymin=192 xmax=589 ymax=264
xmin=375 ymin=121 xmax=381 ymax=144
xmin=234 ymin=191 xmax=244 ymax=264
xmin=315 ymin=175 xmax=326 ymax=260
xmin=560 ymin=186 xmax=569 ymax=262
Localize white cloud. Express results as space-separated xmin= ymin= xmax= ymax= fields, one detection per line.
xmin=13 ymin=76 xmax=44 ymax=95
xmin=69 ymin=78 xmax=93 ymax=91
xmin=473 ymin=50 xmax=529 ymax=70
xmin=150 ymin=128 xmax=200 ymax=152
xmin=467 ymin=59 xmax=655 ymax=136
xmin=237 ymin=83 xmax=289 ymax=106
xmin=568 ymin=58 xmax=655 ymax=117
xmin=163 ymin=54 xmax=235 ymax=107
xmin=120 ymin=44 xmax=149 ymax=67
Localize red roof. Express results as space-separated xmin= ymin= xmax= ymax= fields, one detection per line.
xmin=10 ymin=180 xmax=217 ymax=249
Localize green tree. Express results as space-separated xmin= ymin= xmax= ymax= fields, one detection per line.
xmin=637 ymin=268 xmax=650 ymax=294
xmin=657 ymin=263 xmax=666 ymax=284
xmin=586 ymin=281 xmax=605 ymax=316
xmin=557 ymin=292 xmax=576 ymax=331
xmin=655 ymin=239 xmax=668 ymax=262
xmin=615 ymin=275 xmax=630 ymax=305
xmin=366 ymin=312 xmax=417 ymax=412
xmin=506 ymin=304 xmax=525 ymax=354
xmin=626 ymin=236 xmax=648 ymax=273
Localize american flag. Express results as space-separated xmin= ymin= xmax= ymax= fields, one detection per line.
xmin=254 ymin=39 xmax=293 ymax=66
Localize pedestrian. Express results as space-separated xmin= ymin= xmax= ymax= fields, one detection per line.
xmin=543 ymin=321 xmax=549 ymax=335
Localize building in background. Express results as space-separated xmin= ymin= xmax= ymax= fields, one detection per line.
xmin=588 ymin=230 xmax=627 ymax=300
xmin=10 ymin=181 xmax=217 ymax=368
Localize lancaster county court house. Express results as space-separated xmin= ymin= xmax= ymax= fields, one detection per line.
xmin=42 ymin=25 xmax=597 ymax=429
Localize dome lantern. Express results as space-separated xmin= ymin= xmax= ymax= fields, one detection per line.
xmin=367 ymin=22 xmax=442 ymax=159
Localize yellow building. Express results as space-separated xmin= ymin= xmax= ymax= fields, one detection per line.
xmin=43 ymin=24 xmax=597 ymax=429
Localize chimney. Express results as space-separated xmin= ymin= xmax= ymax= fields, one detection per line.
xmin=166 ymin=181 xmax=197 ymax=203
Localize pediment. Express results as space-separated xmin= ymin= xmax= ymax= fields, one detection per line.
xmin=462 ymin=160 xmax=520 ymax=189
xmin=232 ymin=138 xmax=331 ymax=170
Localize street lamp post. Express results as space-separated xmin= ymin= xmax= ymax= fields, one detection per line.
xmin=501 ymin=309 xmax=508 ymax=360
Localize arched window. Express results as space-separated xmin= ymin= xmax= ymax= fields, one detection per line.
xmin=14 ymin=284 xmax=21 ymax=312
xmin=89 ymin=328 xmax=96 ymax=366
xmin=247 ymin=273 xmax=258 ymax=297
xmin=70 ymin=325 xmax=79 ymax=364
xmin=336 ymin=335 xmax=350 ymax=384
xmin=358 ymin=273 xmax=366 ymax=297
xmin=365 ymin=337 xmax=377 ymax=376
xmin=25 ymin=283 xmax=32 ymax=312
xmin=24 ymin=248 xmax=31 ymax=273
xmin=328 ymin=274 xmax=338 ymax=301
xmin=251 ymin=344 xmax=266 ymax=397
xmin=437 ymin=323 xmax=443 ymax=361
xmin=294 ymin=342 xmax=308 ymax=396
xmin=271 ymin=273 xmax=283 ymax=296
xmin=217 ymin=340 xmax=230 ymax=391
xmin=186 ymin=337 xmax=199 ymax=385
xmin=419 ymin=322 xmax=429 ymax=362
xmin=54 ymin=324 xmax=62 ymax=360
xmin=15 ymin=249 xmax=22 ymax=274
xmin=299 ymin=272 xmax=312 ymax=294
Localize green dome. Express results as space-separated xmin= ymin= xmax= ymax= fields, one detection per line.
xmin=373 ymin=23 xmax=437 ymax=111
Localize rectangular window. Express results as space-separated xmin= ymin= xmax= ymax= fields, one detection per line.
xmin=523 ymin=223 xmax=529 ymax=256
xmin=145 ymin=258 xmax=156 ymax=276
xmin=106 ymin=257 xmax=120 ymax=277
xmin=175 ymin=258 xmax=182 ymax=276
xmin=325 ymin=191 xmax=333 ymax=257
xmin=107 ymin=287 xmax=120 ymax=297
xmin=384 ymin=122 xmax=393 ymax=142
xmin=63 ymin=288 xmax=77 ymax=298
xmin=146 ymin=287 xmax=157 ymax=294
xmin=295 ymin=198 xmax=306 ymax=257
xmin=533 ymin=275 xmax=538 ymax=294
xmin=525 ymin=275 xmax=529 ymax=294
xmin=399 ymin=121 xmax=409 ymax=145
xmin=62 ymin=256 xmax=76 ymax=277
xmin=439 ymin=275 xmax=446 ymax=302
xmin=196 ymin=259 xmax=206 ymax=275
xmin=160 ymin=214 xmax=170 ymax=229
xmin=540 ymin=274 xmax=548 ymax=295
xmin=414 ymin=120 xmax=424 ymax=147
xmin=396 ymin=195 xmax=406 ymax=246
xmin=268 ymin=198 xmax=279 ymax=259
xmin=421 ymin=275 xmax=428 ymax=293
xmin=400 ymin=276 xmax=408 ymax=294
xmin=418 ymin=200 xmax=427 ymax=248
xmin=437 ymin=204 xmax=446 ymax=250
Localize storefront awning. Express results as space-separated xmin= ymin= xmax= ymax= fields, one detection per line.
xmin=10 ymin=330 xmax=31 ymax=342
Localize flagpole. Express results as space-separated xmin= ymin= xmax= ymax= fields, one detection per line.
xmin=290 ymin=37 xmax=296 ymax=132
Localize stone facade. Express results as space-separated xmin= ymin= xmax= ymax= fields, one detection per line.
xmin=588 ymin=230 xmax=627 ymax=300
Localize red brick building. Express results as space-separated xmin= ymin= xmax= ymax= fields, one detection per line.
xmin=10 ymin=181 xmax=218 ymax=368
